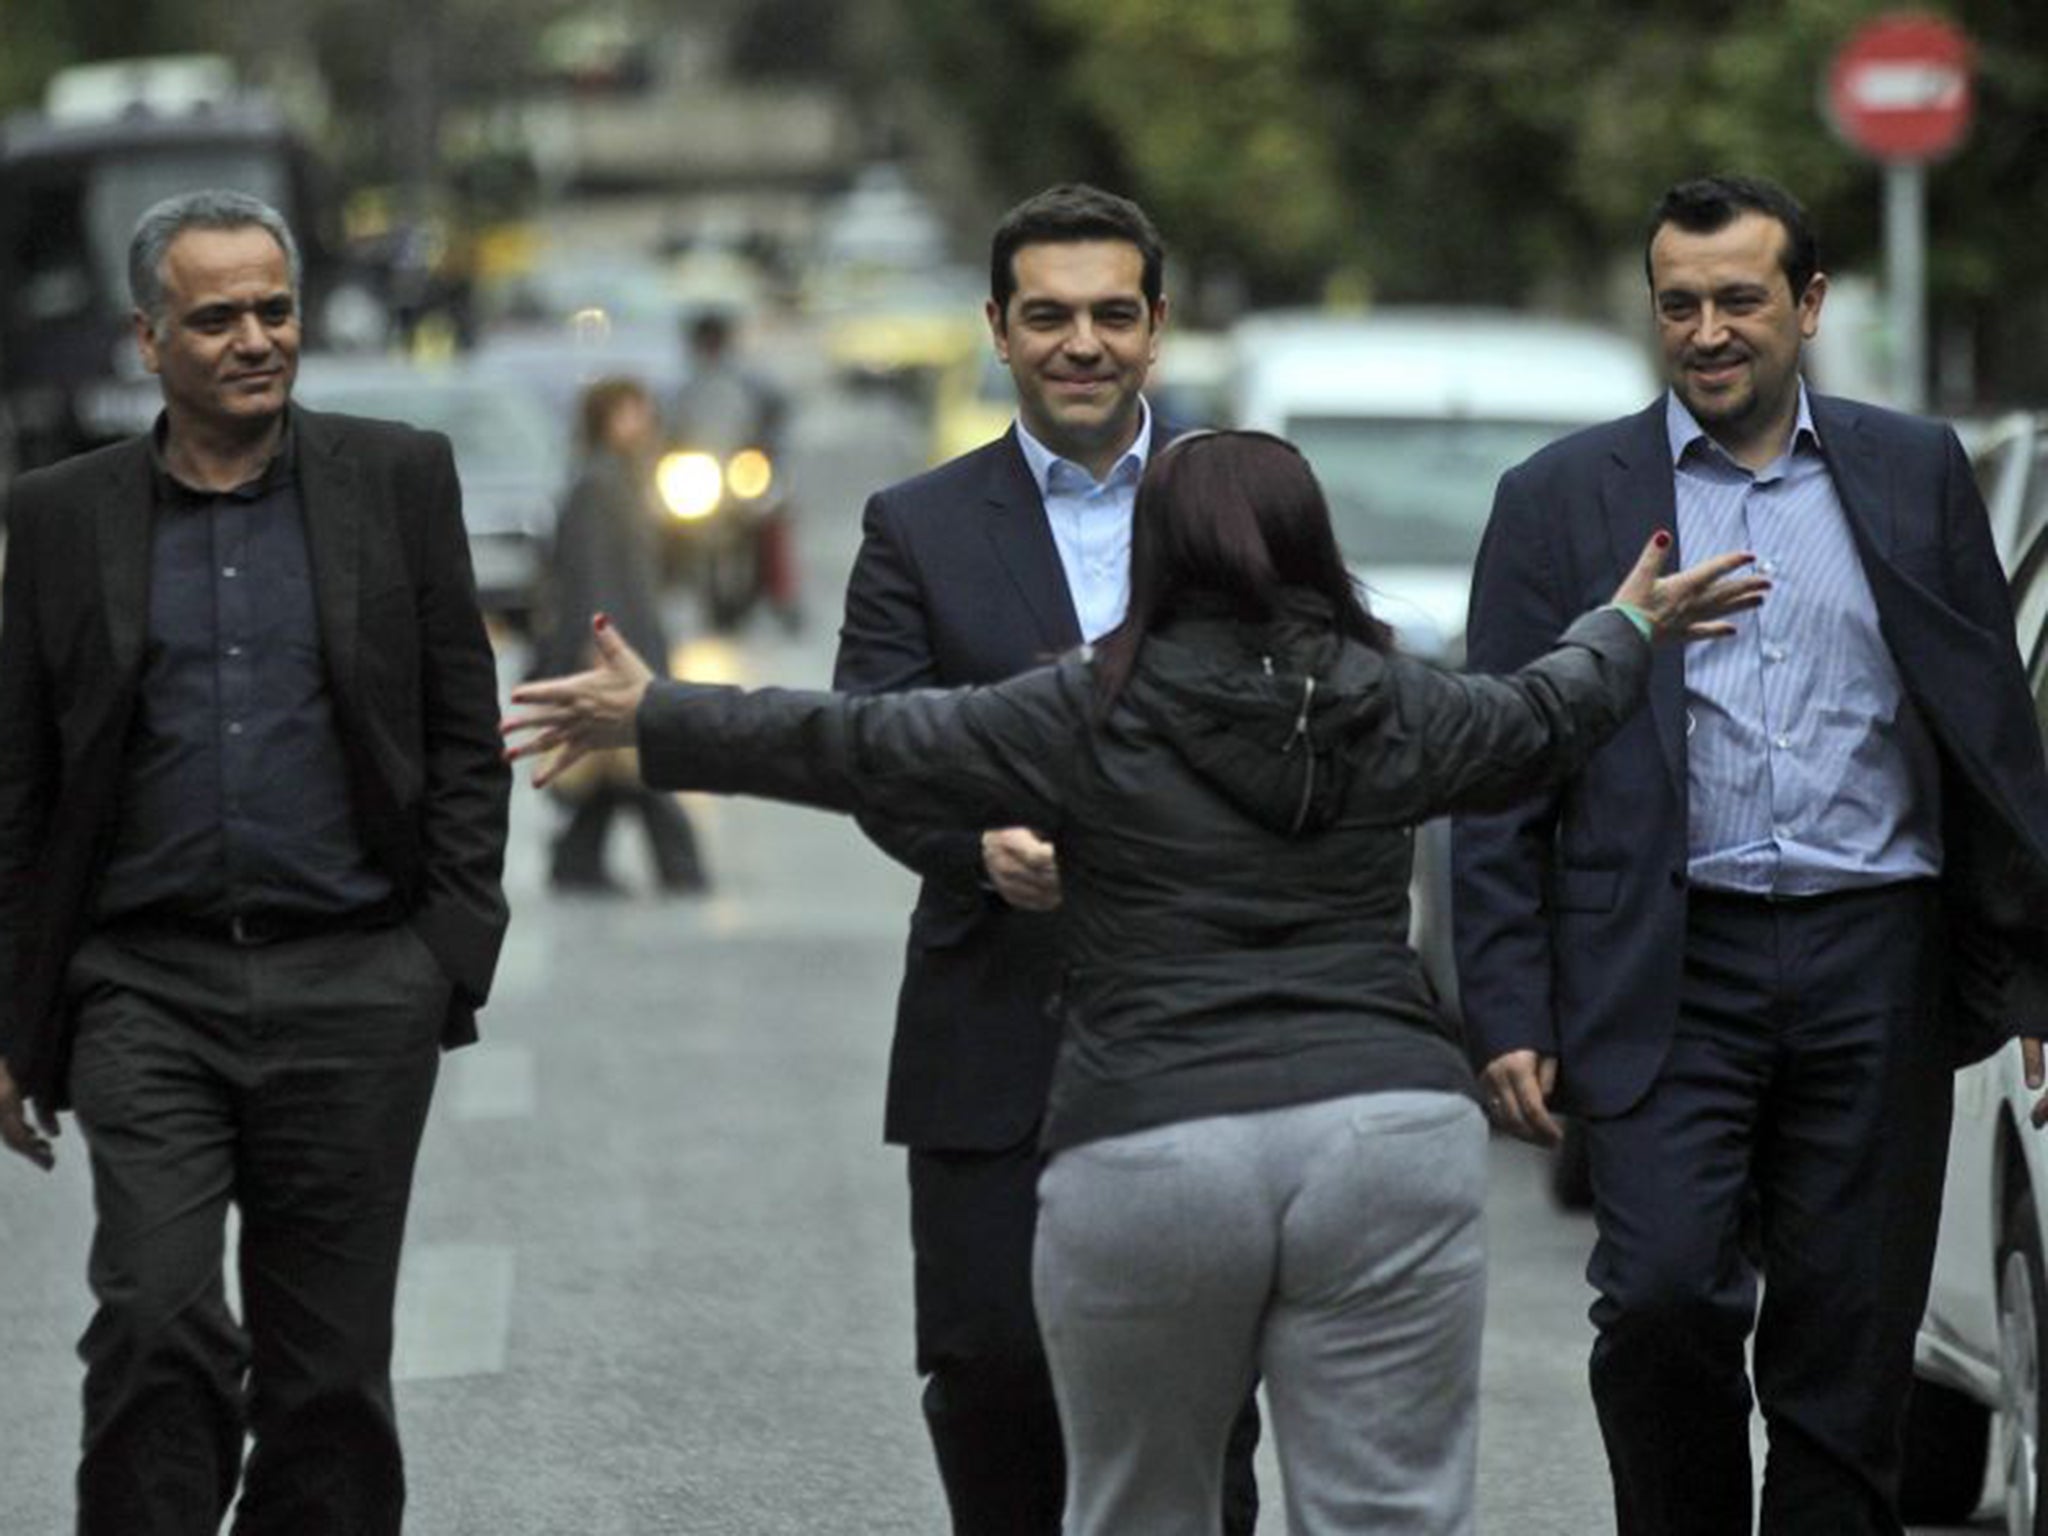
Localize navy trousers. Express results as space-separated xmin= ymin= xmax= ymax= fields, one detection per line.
xmin=1583 ymin=883 xmax=1952 ymax=1536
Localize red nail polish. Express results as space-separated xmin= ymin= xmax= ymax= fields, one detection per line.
xmin=594 ymin=613 xmax=610 ymax=631
xmin=1653 ymin=531 xmax=1671 ymax=549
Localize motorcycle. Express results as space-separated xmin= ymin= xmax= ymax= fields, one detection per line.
xmin=652 ymin=443 xmax=800 ymax=632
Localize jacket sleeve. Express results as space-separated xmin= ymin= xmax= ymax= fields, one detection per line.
xmin=1380 ymin=607 xmax=1649 ymax=823
xmin=1448 ymin=465 xmax=1583 ymax=1064
xmin=409 ymin=432 xmax=513 ymax=1006
xmin=637 ymin=665 xmax=1080 ymax=833
xmin=0 ymin=482 xmax=56 ymax=1060
xmin=830 ymin=490 xmax=989 ymax=890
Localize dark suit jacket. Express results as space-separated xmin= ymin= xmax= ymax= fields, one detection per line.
xmin=0 ymin=405 xmax=512 ymax=1108
xmin=1452 ymin=393 xmax=2048 ymax=1118
xmin=834 ymin=424 xmax=1175 ymax=1150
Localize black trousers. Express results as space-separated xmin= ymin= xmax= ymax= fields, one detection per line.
xmin=551 ymin=782 xmax=704 ymax=890
xmin=1583 ymin=883 xmax=1952 ymax=1536
xmin=909 ymin=1141 xmax=1261 ymax=1536
xmin=65 ymin=921 xmax=448 ymax=1536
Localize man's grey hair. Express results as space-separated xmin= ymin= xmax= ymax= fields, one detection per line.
xmin=129 ymin=189 xmax=302 ymax=336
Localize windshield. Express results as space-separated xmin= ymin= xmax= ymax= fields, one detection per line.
xmin=84 ymin=149 xmax=290 ymax=311
xmin=1286 ymin=415 xmax=1574 ymax=567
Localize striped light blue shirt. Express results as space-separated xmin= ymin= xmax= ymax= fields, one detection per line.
xmin=1669 ymin=386 xmax=1942 ymax=895
xmin=1016 ymin=398 xmax=1153 ymax=643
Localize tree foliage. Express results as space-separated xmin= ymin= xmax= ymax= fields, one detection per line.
xmin=901 ymin=0 xmax=2048 ymax=396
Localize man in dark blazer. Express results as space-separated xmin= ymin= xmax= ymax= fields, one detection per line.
xmin=0 ymin=190 xmax=509 ymax=1535
xmin=834 ymin=184 xmax=1256 ymax=1534
xmin=1453 ymin=173 xmax=2048 ymax=1534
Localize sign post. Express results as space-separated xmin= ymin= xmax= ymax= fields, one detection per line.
xmin=1825 ymin=13 xmax=1974 ymax=413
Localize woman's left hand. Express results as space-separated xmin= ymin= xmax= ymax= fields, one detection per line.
xmin=501 ymin=614 xmax=655 ymax=788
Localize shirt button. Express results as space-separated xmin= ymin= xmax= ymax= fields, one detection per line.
xmin=227 ymin=722 xmax=244 ymax=736
xmin=222 ymin=565 xmax=239 ymax=578
xmin=225 ymin=644 xmax=243 ymax=658
xmin=1773 ymin=733 xmax=1791 ymax=749
xmin=1764 ymin=644 xmax=1786 ymax=662
xmin=1757 ymin=559 xmax=1776 ymax=576
xmin=1774 ymin=825 xmax=1792 ymax=840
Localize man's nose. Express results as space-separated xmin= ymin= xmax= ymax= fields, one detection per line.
xmin=231 ymin=313 xmax=272 ymax=353
xmin=1063 ymin=317 xmax=1102 ymax=358
xmin=1693 ymin=304 xmax=1730 ymax=350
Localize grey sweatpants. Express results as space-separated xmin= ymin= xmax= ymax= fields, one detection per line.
xmin=1033 ymin=1090 xmax=1487 ymax=1536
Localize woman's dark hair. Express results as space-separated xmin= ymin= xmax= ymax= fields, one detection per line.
xmin=577 ymin=375 xmax=651 ymax=454
xmin=989 ymin=183 xmax=1164 ymax=317
xmin=1092 ymin=430 xmax=1394 ymax=707
xmin=1644 ymin=174 xmax=1819 ymax=301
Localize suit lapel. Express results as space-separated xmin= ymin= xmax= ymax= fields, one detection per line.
xmin=292 ymin=407 xmax=364 ymax=700
xmin=1600 ymin=400 xmax=1687 ymax=796
xmin=982 ymin=428 xmax=1083 ymax=651
xmin=94 ymin=441 xmax=156 ymax=677
xmin=1810 ymin=394 xmax=1897 ymax=560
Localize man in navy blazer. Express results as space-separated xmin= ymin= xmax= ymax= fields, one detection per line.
xmin=833 ymin=185 xmax=1256 ymax=1533
xmin=1454 ymin=175 xmax=2048 ymax=1533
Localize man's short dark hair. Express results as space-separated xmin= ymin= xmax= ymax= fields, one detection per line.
xmin=1644 ymin=175 xmax=1820 ymax=301
xmin=989 ymin=183 xmax=1164 ymax=318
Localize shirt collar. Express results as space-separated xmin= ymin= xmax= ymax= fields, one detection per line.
xmin=1015 ymin=395 xmax=1153 ymax=499
xmin=150 ymin=410 xmax=297 ymax=505
xmin=1665 ymin=382 xmax=1822 ymax=472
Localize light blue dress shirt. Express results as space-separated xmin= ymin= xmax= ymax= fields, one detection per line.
xmin=1015 ymin=399 xmax=1154 ymax=643
xmin=1668 ymin=386 xmax=1943 ymax=895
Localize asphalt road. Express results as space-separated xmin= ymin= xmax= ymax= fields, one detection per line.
xmin=0 ymin=377 xmax=1994 ymax=1533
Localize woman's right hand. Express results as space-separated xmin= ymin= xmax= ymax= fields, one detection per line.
xmin=1611 ymin=530 xmax=1771 ymax=644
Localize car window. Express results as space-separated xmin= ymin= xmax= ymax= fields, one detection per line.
xmin=1285 ymin=415 xmax=1570 ymax=567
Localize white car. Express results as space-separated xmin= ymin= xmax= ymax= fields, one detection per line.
xmin=1903 ymin=458 xmax=2048 ymax=1530
xmin=1226 ymin=308 xmax=1659 ymax=1015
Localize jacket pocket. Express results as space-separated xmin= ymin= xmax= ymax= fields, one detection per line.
xmin=1553 ymin=866 xmax=1619 ymax=913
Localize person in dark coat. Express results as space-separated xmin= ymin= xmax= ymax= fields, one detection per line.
xmin=503 ymin=430 xmax=1766 ymax=1535
xmin=535 ymin=376 xmax=706 ymax=894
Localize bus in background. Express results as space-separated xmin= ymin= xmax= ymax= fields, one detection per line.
xmin=0 ymin=56 xmax=376 ymax=479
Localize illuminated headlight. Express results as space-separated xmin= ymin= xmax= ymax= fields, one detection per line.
xmin=726 ymin=448 xmax=773 ymax=501
xmin=657 ymin=451 xmax=723 ymax=521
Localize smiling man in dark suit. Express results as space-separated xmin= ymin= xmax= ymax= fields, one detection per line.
xmin=0 ymin=190 xmax=509 ymax=1535
xmin=1453 ymin=174 xmax=2048 ymax=1533
xmin=833 ymin=183 xmax=1257 ymax=1534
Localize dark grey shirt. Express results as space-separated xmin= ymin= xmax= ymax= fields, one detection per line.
xmin=94 ymin=420 xmax=393 ymax=925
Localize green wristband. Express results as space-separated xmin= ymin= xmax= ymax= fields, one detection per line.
xmin=1606 ymin=601 xmax=1654 ymax=640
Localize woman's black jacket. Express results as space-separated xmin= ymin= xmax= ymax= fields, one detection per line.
xmin=636 ymin=601 xmax=1651 ymax=1149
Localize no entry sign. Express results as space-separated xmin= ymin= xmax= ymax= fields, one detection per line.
xmin=1827 ymin=13 xmax=1974 ymax=164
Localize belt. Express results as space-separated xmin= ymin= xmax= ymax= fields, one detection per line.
xmin=108 ymin=901 xmax=404 ymax=948
xmin=1688 ymin=878 xmax=1936 ymax=910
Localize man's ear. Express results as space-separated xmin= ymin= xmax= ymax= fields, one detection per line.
xmin=133 ymin=309 xmax=162 ymax=376
xmin=1797 ymin=271 xmax=1828 ymax=341
xmin=984 ymin=297 xmax=1009 ymax=361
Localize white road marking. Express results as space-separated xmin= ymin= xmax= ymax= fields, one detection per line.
xmin=393 ymin=1242 xmax=515 ymax=1381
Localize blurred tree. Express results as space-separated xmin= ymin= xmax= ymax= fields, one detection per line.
xmin=897 ymin=0 xmax=2048 ymax=398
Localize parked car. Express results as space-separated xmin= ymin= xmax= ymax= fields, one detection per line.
xmin=293 ymin=356 xmax=566 ymax=631
xmin=1227 ymin=309 xmax=1658 ymax=1040
xmin=1972 ymin=410 xmax=2048 ymax=572
xmin=1902 ymin=501 xmax=2048 ymax=1529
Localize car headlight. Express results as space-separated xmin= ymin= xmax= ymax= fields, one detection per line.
xmin=657 ymin=451 xmax=724 ymax=521
xmin=726 ymin=447 xmax=773 ymax=501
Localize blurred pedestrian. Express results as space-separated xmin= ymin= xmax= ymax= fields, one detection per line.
xmin=830 ymin=182 xmax=1264 ymax=1534
xmin=536 ymin=376 xmax=707 ymax=895
xmin=0 ymin=190 xmax=511 ymax=1534
xmin=504 ymin=429 xmax=1766 ymax=1534
xmin=1452 ymin=173 xmax=2048 ymax=1535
